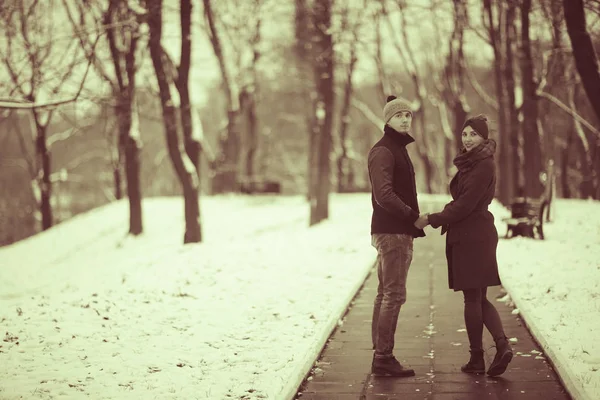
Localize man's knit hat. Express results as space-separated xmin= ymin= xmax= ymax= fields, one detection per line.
xmin=383 ymin=95 xmax=412 ymax=124
xmin=461 ymin=114 xmax=489 ymax=139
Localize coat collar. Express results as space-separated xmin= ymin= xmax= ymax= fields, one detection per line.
xmin=384 ymin=125 xmax=415 ymax=147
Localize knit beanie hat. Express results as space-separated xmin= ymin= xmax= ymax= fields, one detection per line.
xmin=383 ymin=95 xmax=412 ymax=124
xmin=461 ymin=114 xmax=489 ymax=139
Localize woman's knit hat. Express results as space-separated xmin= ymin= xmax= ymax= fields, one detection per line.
xmin=383 ymin=95 xmax=412 ymax=124
xmin=461 ymin=114 xmax=489 ymax=139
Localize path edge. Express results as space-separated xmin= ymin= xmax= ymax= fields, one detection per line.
xmin=279 ymin=260 xmax=376 ymax=400
xmin=500 ymin=279 xmax=590 ymax=400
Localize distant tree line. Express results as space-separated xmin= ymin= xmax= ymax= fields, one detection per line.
xmin=0 ymin=0 xmax=599 ymax=245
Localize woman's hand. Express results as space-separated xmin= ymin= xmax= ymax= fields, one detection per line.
xmin=414 ymin=213 xmax=430 ymax=229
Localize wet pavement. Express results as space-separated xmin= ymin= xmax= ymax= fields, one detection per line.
xmin=297 ymin=214 xmax=572 ymax=400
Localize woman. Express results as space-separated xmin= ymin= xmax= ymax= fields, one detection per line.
xmin=416 ymin=115 xmax=513 ymax=376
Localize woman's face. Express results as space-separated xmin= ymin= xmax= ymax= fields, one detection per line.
xmin=461 ymin=127 xmax=485 ymax=151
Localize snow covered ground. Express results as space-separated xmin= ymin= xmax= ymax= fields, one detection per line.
xmin=0 ymin=194 xmax=375 ymax=400
xmin=490 ymin=198 xmax=600 ymax=400
xmin=0 ymin=194 xmax=598 ymax=400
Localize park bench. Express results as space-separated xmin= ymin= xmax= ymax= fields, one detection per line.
xmin=239 ymin=179 xmax=281 ymax=194
xmin=502 ymin=197 xmax=548 ymax=239
xmin=502 ymin=162 xmax=555 ymax=240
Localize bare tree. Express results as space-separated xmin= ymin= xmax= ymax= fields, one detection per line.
xmin=443 ymin=0 xmax=470 ymax=148
xmin=373 ymin=9 xmax=390 ymax=103
xmin=536 ymin=53 xmax=600 ymax=198
xmin=564 ymin=0 xmax=600 ymax=198
xmin=106 ymin=0 xmax=144 ymax=234
xmin=0 ymin=0 xmax=93 ymax=230
xmin=214 ymin=0 xmax=265 ymax=186
xmin=178 ymin=0 xmax=202 ymax=179
xmin=335 ymin=2 xmax=364 ymax=193
xmin=520 ymin=0 xmax=544 ymax=198
xmin=381 ymin=1 xmax=436 ymax=193
xmin=568 ymin=72 xmax=595 ymax=198
xmin=295 ymin=0 xmax=318 ymax=200
xmin=160 ymin=0 xmax=204 ymax=242
xmin=504 ymin=0 xmax=520 ymax=200
xmin=309 ymin=0 xmax=334 ymax=225
xmin=203 ymin=0 xmax=241 ymax=194
xmin=428 ymin=3 xmax=459 ymax=188
xmin=482 ymin=0 xmax=516 ymax=203
xmin=564 ymin=0 xmax=600 ymax=123
xmin=147 ymin=0 xmax=201 ymax=243
xmin=63 ymin=0 xmax=145 ymax=234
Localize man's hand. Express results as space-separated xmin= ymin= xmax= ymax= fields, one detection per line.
xmin=414 ymin=213 xmax=429 ymax=229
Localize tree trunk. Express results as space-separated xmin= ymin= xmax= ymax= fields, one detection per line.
xmin=178 ymin=84 xmax=201 ymax=178
xmin=563 ymin=0 xmax=600 ymax=199
xmin=374 ymin=11 xmax=389 ymax=103
xmin=592 ymin=142 xmax=600 ymax=200
xmin=451 ymin=103 xmax=468 ymax=149
xmin=541 ymin=0 xmax=564 ymax=174
xmin=563 ymin=0 xmax=600 ymax=123
xmin=296 ymin=0 xmax=317 ymax=200
xmin=519 ymin=0 xmax=544 ymax=198
xmin=115 ymin=94 xmax=142 ymax=235
xmin=439 ymin=101 xmax=455 ymax=186
xmin=560 ymin=130 xmax=572 ymax=198
xmin=441 ymin=0 xmax=469 ymax=175
xmin=308 ymin=107 xmax=318 ymax=201
xmin=123 ymin=98 xmax=143 ymax=235
xmin=411 ymin=111 xmax=435 ymax=194
xmin=484 ymin=0 xmax=511 ymax=203
xmin=124 ymin=32 xmax=143 ymax=235
xmin=203 ymin=0 xmax=241 ymax=194
xmin=240 ymin=89 xmax=258 ymax=182
xmin=177 ymin=0 xmax=202 ymax=242
xmin=448 ymin=0 xmax=469 ymax=148
xmin=113 ymin=165 xmax=123 ymax=200
xmin=393 ymin=1 xmax=435 ymax=193
xmin=34 ymin=117 xmax=53 ymax=230
xmin=337 ymin=45 xmax=357 ymax=192
xmin=148 ymin=0 xmax=201 ymax=244
xmin=178 ymin=0 xmax=201 ymax=177
xmin=107 ymin=1 xmax=143 ymax=235
xmin=569 ymin=79 xmax=595 ymax=198
xmin=309 ymin=0 xmax=334 ymax=225
xmin=295 ymin=0 xmax=310 ymax=58
xmin=504 ymin=0 xmax=518 ymax=202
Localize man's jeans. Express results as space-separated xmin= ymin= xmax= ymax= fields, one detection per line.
xmin=371 ymin=233 xmax=414 ymax=358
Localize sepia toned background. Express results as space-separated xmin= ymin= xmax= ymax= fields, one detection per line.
xmin=1 ymin=0 xmax=599 ymax=246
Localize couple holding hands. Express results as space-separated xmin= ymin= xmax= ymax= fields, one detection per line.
xmin=368 ymin=96 xmax=513 ymax=378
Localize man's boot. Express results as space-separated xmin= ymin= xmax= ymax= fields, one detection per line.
xmin=372 ymin=355 xmax=415 ymax=377
xmin=487 ymin=337 xmax=513 ymax=376
xmin=460 ymin=349 xmax=485 ymax=374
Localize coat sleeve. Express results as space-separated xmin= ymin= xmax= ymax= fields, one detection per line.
xmin=428 ymin=160 xmax=494 ymax=228
xmin=368 ymin=147 xmax=420 ymax=223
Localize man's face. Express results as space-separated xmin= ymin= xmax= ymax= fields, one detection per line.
xmin=388 ymin=111 xmax=412 ymax=133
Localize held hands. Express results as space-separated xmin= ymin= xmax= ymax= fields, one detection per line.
xmin=414 ymin=213 xmax=430 ymax=229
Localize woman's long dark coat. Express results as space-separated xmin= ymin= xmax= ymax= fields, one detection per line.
xmin=428 ymin=157 xmax=501 ymax=291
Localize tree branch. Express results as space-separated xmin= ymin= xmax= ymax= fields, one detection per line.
xmin=463 ymin=56 xmax=499 ymax=110
xmin=344 ymin=91 xmax=384 ymax=128
xmin=0 ymin=31 xmax=99 ymax=110
xmin=62 ymin=0 xmax=116 ymax=90
xmin=537 ymin=90 xmax=600 ymax=138
xmin=9 ymin=115 xmax=36 ymax=178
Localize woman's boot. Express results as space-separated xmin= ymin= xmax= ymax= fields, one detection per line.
xmin=487 ymin=336 xmax=513 ymax=376
xmin=461 ymin=349 xmax=485 ymax=374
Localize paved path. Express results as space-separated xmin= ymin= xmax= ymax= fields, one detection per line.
xmin=297 ymin=214 xmax=572 ymax=400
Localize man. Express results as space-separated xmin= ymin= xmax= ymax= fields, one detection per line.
xmin=368 ymin=95 xmax=426 ymax=377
